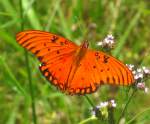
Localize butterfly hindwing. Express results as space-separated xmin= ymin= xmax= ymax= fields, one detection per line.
xmin=39 ymin=53 xmax=75 ymax=92
xmin=67 ymin=50 xmax=134 ymax=95
xmin=90 ymin=50 xmax=134 ymax=85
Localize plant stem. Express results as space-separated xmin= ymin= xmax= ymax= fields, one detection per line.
xmin=108 ymin=107 xmax=115 ymax=124
xmin=127 ymin=107 xmax=150 ymax=124
xmin=19 ymin=0 xmax=37 ymax=124
xmin=117 ymin=89 xmax=137 ymax=124
xmin=24 ymin=52 xmax=37 ymax=124
xmin=78 ymin=116 xmax=97 ymax=124
xmin=84 ymin=95 xmax=95 ymax=108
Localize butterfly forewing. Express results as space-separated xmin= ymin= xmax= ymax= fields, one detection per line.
xmin=16 ymin=30 xmax=78 ymax=91
xmin=16 ymin=30 xmax=77 ymax=62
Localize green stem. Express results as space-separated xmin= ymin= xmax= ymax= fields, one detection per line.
xmin=117 ymin=89 xmax=137 ymax=124
xmin=24 ymin=51 xmax=37 ymax=124
xmin=127 ymin=107 xmax=150 ymax=124
xmin=108 ymin=107 xmax=115 ymax=124
xmin=84 ymin=95 xmax=95 ymax=108
xmin=19 ymin=0 xmax=37 ymax=124
xmin=78 ymin=116 xmax=97 ymax=124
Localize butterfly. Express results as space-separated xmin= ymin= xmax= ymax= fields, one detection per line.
xmin=16 ymin=30 xmax=134 ymax=95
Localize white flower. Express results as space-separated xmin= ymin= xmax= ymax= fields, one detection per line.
xmin=91 ymin=99 xmax=117 ymax=118
xmin=136 ymin=82 xmax=149 ymax=94
xmin=97 ymin=42 xmax=103 ymax=46
xmin=112 ymin=103 xmax=117 ymax=107
xmin=142 ymin=67 xmax=150 ymax=75
xmin=126 ymin=64 xmax=135 ymax=71
xmin=126 ymin=64 xmax=149 ymax=94
xmin=126 ymin=64 xmax=147 ymax=80
xmin=110 ymin=99 xmax=115 ymax=103
xmin=110 ymin=99 xmax=117 ymax=107
xmin=98 ymin=100 xmax=117 ymax=109
xmin=100 ymin=102 xmax=108 ymax=108
xmin=137 ymin=82 xmax=145 ymax=89
xmin=132 ymin=70 xmax=136 ymax=75
xmin=144 ymin=87 xmax=149 ymax=93
xmin=97 ymin=34 xmax=115 ymax=48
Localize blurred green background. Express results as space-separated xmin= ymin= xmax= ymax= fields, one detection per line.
xmin=0 ymin=0 xmax=150 ymax=124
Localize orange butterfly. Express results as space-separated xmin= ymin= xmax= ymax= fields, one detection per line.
xmin=16 ymin=30 xmax=134 ymax=95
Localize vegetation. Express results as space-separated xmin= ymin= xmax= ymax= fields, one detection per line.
xmin=0 ymin=0 xmax=150 ymax=124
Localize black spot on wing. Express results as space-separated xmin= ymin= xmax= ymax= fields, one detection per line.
xmin=95 ymin=52 xmax=101 ymax=60
xmin=93 ymin=65 xmax=96 ymax=69
xmin=57 ymin=50 xmax=60 ymax=54
xmin=112 ymin=77 xmax=116 ymax=83
xmin=103 ymin=55 xmax=110 ymax=63
xmin=35 ymin=50 xmax=40 ymax=55
xmin=60 ymin=41 xmax=64 ymax=46
xmin=100 ymin=80 xmax=104 ymax=84
xmin=51 ymin=35 xmax=59 ymax=42
xmin=95 ymin=52 xmax=99 ymax=56
xmin=106 ymin=77 xmax=110 ymax=82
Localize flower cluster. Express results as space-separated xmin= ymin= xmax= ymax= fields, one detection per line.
xmin=91 ymin=99 xmax=117 ymax=118
xmin=126 ymin=64 xmax=150 ymax=93
xmin=137 ymin=82 xmax=149 ymax=93
xmin=97 ymin=34 xmax=115 ymax=49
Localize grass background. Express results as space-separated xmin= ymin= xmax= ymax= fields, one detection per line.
xmin=0 ymin=0 xmax=150 ymax=124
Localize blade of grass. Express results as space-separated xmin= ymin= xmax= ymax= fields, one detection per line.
xmin=24 ymin=52 xmax=37 ymax=124
xmin=109 ymin=0 xmax=121 ymax=33
xmin=84 ymin=95 xmax=95 ymax=108
xmin=20 ymin=0 xmax=37 ymax=124
xmin=0 ymin=19 xmax=19 ymax=29
xmin=22 ymin=0 xmax=42 ymax=29
xmin=0 ymin=56 xmax=27 ymax=97
xmin=0 ymin=12 xmax=15 ymax=17
xmin=45 ymin=0 xmax=61 ymax=31
xmin=112 ymin=11 xmax=141 ymax=57
xmin=6 ymin=95 xmax=20 ymax=124
xmin=0 ymin=30 xmax=21 ymax=51
xmin=57 ymin=7 xmax=72 ymax=39
xmin=117 ymin=89 xmax=137 ymax=124
xmin=78 ymin=116 xmax=97 ymax=124
xmin=0 ymin=0 xmax=17 ymax=18
xmin=127 ymin=107 xmax=150 ymax=124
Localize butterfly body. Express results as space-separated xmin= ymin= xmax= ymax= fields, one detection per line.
xmin=16 ymin=30 xmax=134 ymax=95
